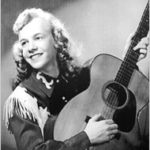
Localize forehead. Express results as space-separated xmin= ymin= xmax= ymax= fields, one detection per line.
xmin=19 ymin=17 xmax=51 ymax=40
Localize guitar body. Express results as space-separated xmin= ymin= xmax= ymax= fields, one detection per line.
xmin=54 ymin=54 xmax=149 ymax=150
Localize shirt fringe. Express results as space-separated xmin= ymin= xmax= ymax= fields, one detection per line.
xmin=3 ymin=86 xmax=50 ymax=135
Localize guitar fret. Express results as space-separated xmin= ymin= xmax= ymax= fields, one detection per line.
xmin=122 ymin=61 xmax=136 ymax=70
xmin=115 ymin=61 xmax=136 ymax=85
xmin=116 ymin=74 xmax=131 ymax=86
xmin=115 ymin=2 xmax=149 ymax=87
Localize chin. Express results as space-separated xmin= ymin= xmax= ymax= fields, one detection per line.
xmin=31 ymin=63 xmax=45 ymax=70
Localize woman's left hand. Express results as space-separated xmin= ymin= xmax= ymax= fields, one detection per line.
xmin=123 ymin=33 xmax=149 ymax=62
xmin=133 ymin=36 xmax=149 ymax=61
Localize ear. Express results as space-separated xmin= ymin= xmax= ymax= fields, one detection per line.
xmin=12 ymin=41 xmax=23 ymax=62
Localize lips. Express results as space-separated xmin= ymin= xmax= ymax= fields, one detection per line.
xmin=29 ymin=53 xmax=43 ymax=59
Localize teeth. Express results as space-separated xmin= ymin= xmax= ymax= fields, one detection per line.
xmin=32 ymin=55 xmax=38 ymax=59
xmin=31 ymin=53 xmax=42 ymax=59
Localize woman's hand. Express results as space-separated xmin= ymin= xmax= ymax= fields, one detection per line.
xmin=84 ymin=114 xmax=118 ymax=145
xmin=123 ymin=33 xmax=149 ymax=61
xmin=134 ymin=36 xmax=149 ymax=61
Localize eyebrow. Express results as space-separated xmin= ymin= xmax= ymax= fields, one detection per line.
xmin=34 ymin=33 xmax=43 ymax=37
xmin=19 ymin=32 xmax=46 ymax=42
xmin=19 ymin=39 xmax=27 ymax=43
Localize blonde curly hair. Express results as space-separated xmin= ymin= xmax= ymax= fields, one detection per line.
xmin=12 ymin=8 xmax=82 ymax=89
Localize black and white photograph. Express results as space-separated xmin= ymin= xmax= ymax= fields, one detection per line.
xmin=1 ymin=0 xmax=149 ymax=150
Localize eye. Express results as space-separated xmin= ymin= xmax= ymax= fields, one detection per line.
xmin=35 ymin=36 xmax=42 ymax=40
xmin=21 ymin=41 xmax=28 ymax=47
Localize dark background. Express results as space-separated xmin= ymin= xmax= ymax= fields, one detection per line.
xmin=1 ymin=0 xmax=148 ymax=149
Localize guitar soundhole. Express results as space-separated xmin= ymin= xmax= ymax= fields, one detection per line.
xmin=102 ymin=81 xmax=129 ymax=109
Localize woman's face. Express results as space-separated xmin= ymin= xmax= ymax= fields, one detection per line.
xmin=19 ymin=17 xmax=57 ymax=72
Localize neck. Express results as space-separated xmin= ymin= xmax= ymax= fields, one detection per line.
xmin=41 ymin=60 xmax=59 ymax=78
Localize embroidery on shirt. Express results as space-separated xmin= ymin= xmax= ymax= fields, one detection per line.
xmin=3 ymin=86 xmax=50 ymax=135
xmin=36 ymin=72 xmax=54 ymax=89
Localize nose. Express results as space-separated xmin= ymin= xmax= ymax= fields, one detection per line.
xmin=28 ymin=41 xmax=37 ymax=53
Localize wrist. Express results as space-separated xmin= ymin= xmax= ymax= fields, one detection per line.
xmin=84 ymin=128 xmax=93 ymax=144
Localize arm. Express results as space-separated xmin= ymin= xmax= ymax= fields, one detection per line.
xmin=4 ymin=86 xmax=90 ymax=150
xmin=4 ymin=86 xmax=118 ymax=150
xmin=9 ymin=112 xmax=118 ymax=150
xmin=137 ymin=102 xmax=149 ymax=150
xmin=9 ymin=113 xmax=90 ymax=150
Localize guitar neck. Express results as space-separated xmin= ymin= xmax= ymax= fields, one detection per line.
xmin=115 ymin=2 xmax=149 ymax=87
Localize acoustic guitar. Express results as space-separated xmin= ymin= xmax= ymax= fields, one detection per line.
xmin=54 ymin=2 xmax=149 ymax=150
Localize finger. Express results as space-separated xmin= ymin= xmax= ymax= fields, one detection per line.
xmin=123 ymin=33 xmax=135 ymax=57
xmin=139 ymin=49 xmax=147 ymax=54
xmin=105 ymin=119 xmax=114 ymax=124
xmin=138 ymin=54 xmax=146 ymax=60
xmin=141 ymin=37 xmax=149 ymax=45
xmin=108 ymin=134 xmax=115 ymax=141
xmin=124 ymin=33 xmax=134 ymax=49
xmin=134 ymin=45 xmax=147 ymax=51
xmin=108 ymin=124 xmax=118 ymax=130
xmin=127 ymin=33 xmax=135 ymax=41
xmin=109 ymin=129 xmax=119 ymax=135
xmin=134 ymin=38 xmax=149 ymax=51
xmin=90 ymin=114 xmax=102 ymax=121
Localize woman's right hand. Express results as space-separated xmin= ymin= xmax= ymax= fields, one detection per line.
xmin=84 ymin=114 xmax=118 ymax=145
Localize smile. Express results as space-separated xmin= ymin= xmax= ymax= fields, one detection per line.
xmin=30 ymin=53 xmax=43 ymax=59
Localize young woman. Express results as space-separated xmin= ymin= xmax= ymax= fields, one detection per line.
xmin=4 ymin=8 xmax=149 ymax=150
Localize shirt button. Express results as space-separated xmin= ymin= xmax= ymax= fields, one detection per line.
xmin=56 ymin=79 xmax=59 ymax=83
xmin=62 ymin=96 xmax=65 ymax=100
xmin=62 ymin=96 xmax=68 ymax=102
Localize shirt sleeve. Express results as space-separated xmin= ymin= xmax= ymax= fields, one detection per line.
xmin=9 ymin=113 xmax=90 ymax=150
xmin=4 ymin=86 xmax=90 ymax=150
xmin=137 ymin=102 xmax=149 ymax=150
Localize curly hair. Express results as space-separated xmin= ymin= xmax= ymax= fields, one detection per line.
xmin=12 ymin=8 xmax=83 ymax=90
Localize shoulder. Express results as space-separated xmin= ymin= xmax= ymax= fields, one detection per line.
xmin=4 ymin=86 xmax=38 ymax=127
xmin=9 ymin=85 xmax=37 ymax=103
xmin=4 ymin=86 xmax=39 ymax=117
xmin=3 ymin=86 xmax=50 ymax=134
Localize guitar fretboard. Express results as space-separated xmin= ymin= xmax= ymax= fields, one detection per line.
xmin=115 ymin=2 xmax=149 ymax=87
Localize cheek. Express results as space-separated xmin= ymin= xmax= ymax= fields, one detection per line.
xmin=43 ymin=41 xmax=56 ymax=56
xmin=43 ymin=40 xmax=53 ymax=50
xmin=47 ymin=46 xmax=57 ymax=59
xmin=22 ymin=48 xmax=29 ymax=60
xmin=44 ymin=36 xmax=55 ymax=51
